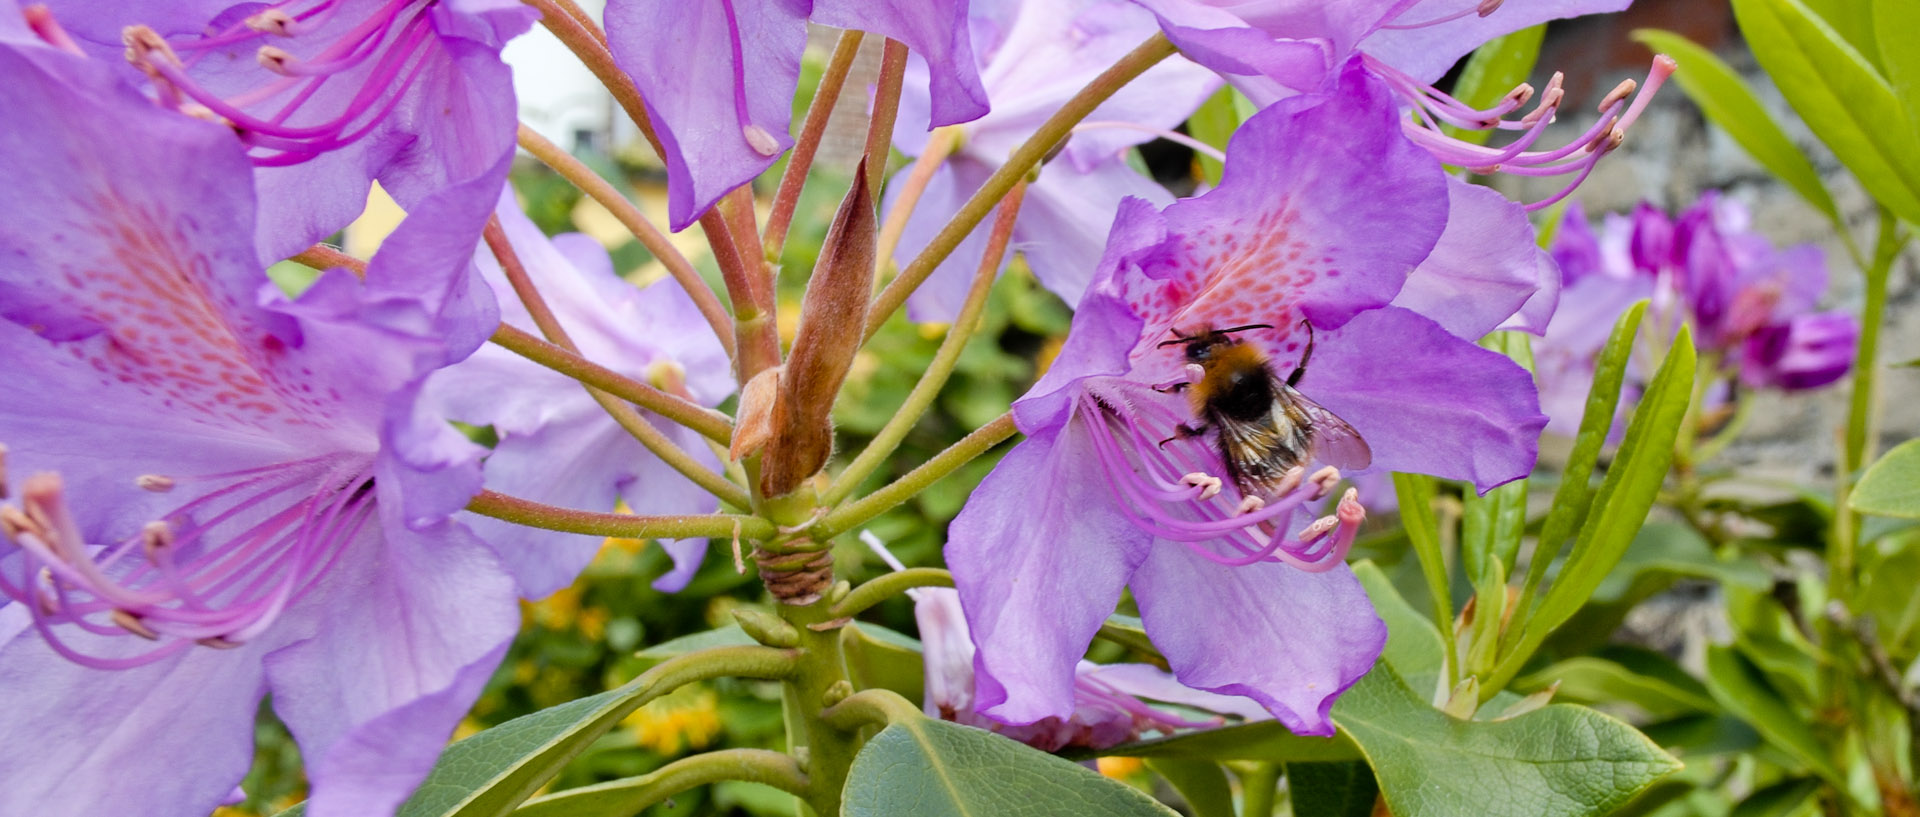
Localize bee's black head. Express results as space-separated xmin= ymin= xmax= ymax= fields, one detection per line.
xmin=1159 ymin=323 xmax=1273 ymax=362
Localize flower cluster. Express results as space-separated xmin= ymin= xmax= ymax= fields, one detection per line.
xmin=1537 ymin=194 xmax=1858 ymax=434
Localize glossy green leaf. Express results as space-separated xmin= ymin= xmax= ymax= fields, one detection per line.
xmin=1500 ymin=324 xmax=1693 ymax=691
xmin=842 ymin=718 xmax=1179 ymax=817
xmin=1850 ymin=439 xmax=1920 ymax=518
xmin=1334 ymin=664 xmax=1681 ymax=817
xmin=1145 ymin=758 xmax=1235 ymax=817
xmin=1187 ymin=86 xmax=1239 ymax=185
xmin=1703 ymin=645 xmax=1844 ymax=787
xmin=1802 ymin=0 xmax=1882 ymax=67
xmin=1515 ymin=302 xmax=1646 ymax=623
xmin=1106 ymin=722 xmax=1362 ymax=763
xmin=1518 ymin=652 xmax=1719 ymax=720
xmin=1630 ymin=29 xmax=1840 ymax=222
xmin=843 ymin=622 xmax=927 ymax=705
xmin=1287 ymin=762 xmax=1379 ymax=817
xmin=1465 ymin=336 xmax=1533 ymax=585
xmin=1444 ymin=25 xmax=1547 ymax=146
xmin=634 ymin=624 xmax=755 ymax=664
xmin=1875 ymin=0 xmax=1920 ymax=116
xmin=1393 ymin=471 xmax=1455 ymax=678
xmin=1731 ymin=0 xmax=1920 ymax=223
xmin=1354 ymin=560 xmax=1449 ymax=698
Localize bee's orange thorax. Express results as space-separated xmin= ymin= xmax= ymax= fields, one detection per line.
xmin=1187 ymin=342 xmax=1270 ymax=414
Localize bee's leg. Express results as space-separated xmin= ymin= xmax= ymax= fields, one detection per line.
xmin=1287 ymin=319 xmax=1316 ymax=387
xmin=1157 ymin=423 xmax=1208 ymax=448
xmin=1152 ymin=381 xmax=1189 ymax=394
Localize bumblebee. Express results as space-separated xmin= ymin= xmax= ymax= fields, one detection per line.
xmin=1156 ymin=322 xmax=1371 ymax=496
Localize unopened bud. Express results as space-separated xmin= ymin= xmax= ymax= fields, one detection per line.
xmin=1441 ymin=676 xmax=1480 ymax=719
xmin=761 ymin=160 xmax=877 ymax=497
xmin=732 ymin=608 xmax=800 ymax=648
xmin=822 ymin=679 xmax=854 ymax=708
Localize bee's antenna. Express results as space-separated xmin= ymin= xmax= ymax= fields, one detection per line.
xmin=1157 ymin=327 xmax=1195 ymax=348
xmin=1215 ymin=323 xmax=1274 ymax=336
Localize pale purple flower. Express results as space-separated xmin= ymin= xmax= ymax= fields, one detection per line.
xmin=0 ymin=40 xmax=517 ymax=817
xmin=1131 ymin=0 xmax=1670 ymax=211
xmin=423 ymin=192 xmax=734 ymax=597
xmin=946 ymin=63 xmax=1545 ymax=737
xmin=38 ymin=0 xmax=535 ymax=262
xmin=1740 ymin=313 xmax=1858 ymax=391
xmin=605 ymin=0 xmax=991 ymax=230
xmin=886 ymin=0 xmax=1220 ymax=321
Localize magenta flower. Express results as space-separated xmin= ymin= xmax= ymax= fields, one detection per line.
xmin=39 ymin=0 xmax=535 ymax=262
xmin=0 ymin=41 xmax=517 ymax=817
xmin=1537 ymin=194 xmax=1857 ymax=434
xmin=946 ymin=62 xmax=1545 ymax=737
xmin=605 ymin=0 xmax=991 ymax=230
xmin=423 ymin=193 xmax=734 ymax=597
xmin=887 ymin=0 xmax=1220 ymax=321
xmin=1131 ymin=0 xmax=1670 ymax=211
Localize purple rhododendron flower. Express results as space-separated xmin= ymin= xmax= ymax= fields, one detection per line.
xmin=946 ymin=62 xmax=1545 ymax=737
xmin=0 ymin=38 xmax=518 ymax=817
xmin=886 ymin=0 xmax=1220 ymax=321
xmin=1131 ymin=0 xmax=1670 ymax=211
xmin=605 ymin=0 xmax=991 ymax=230
xmin=1537 ymin=194 xmax=1858 ymax=434
xmin=866 ymin=535 xmax=1266 ymax=751
xmin=37 ymin=0 xmax=535 ymax=263
xmin=424 ymin=192 xmax=734 ymax=598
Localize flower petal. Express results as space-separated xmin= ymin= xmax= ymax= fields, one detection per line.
xmin=811 ymin=0 xmax=988 ymax=128
xmin=1359 ymin=0 xmax=1632 ymax=84
xmin=605 ymin=0 xmax=807 ymax=230
xmin=1303 ymin=306 xmax=1546 ymax=491
xmin=1392 ymin=178 xmax=1550 ymax=340
xmin=1130 ymin=543 xmax=1385 ymax=736
xmin=947 ymin=419 xmax=1151 ymax=724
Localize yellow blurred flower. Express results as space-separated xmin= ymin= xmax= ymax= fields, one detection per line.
xmin=622 ymin=686 xmax=724 ymax=756
xmin=1096 ymin=756 xmax=1146 ymax=780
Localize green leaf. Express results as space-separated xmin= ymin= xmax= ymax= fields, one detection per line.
xmin=1287 ymin=762 xmax=1379 ymax=817
xmin=842 ymin=718 xmax=1179 ymax=816
xmin=1703 ymin=645 xmax=1844 ymax=787
xmin=1630 ymin=29 xmax=1840 ymax=223
xmin=1730 ymin=778 xmax=1821 ymax=817
xmin=1499 ymin=325 xmax=1694 ymax=691
xmin=634 ymin=624 xmax=755 ymax=664
xmin=843 ymin=622 xmax=927 ymax=705
xmin=1107 ymin=721 xmax=1363 ymax=764
xmin=1186 ymin=86 xmax=1239 ymax=186
xmin=1144 ymin=758 xmax=1235 ymax=817
xmin=1802 ymin=0 xmax=1882 ymax=67
xmin=1354 ymin=560 xmax=1449 ymax=698
xmin=1518 ymin=651 xmax=1719 ymax=720
xmin=1516 ymin=302 xmax=1646 ymax=623
xmin=1850 ymin=439 xmax=1920 ymax=518
xmin=1875 ymin=0 xmax=1920 ymax=117
xmin=1464 ymin=337 xmax=1533 ymax=586
xmin=1443 ymin=25 xmax=1547 ymax=146
xmin=1731 ymin=0 xmax=1920 ymax=224
xmin=1393 ymin=472 xmax=1455 ymax=680
xmin=1333 ymin=664 xmax=1681 ymax=817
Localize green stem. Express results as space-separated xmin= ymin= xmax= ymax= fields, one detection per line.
xmin=862 ymin=39 xmax=908 ymax=194
xmin=516 ymin=749 xmax=809 ymax=816
xmin=821 ymin=687 xmax=925 ymax=730
xmin=468 ymin=489 xmax=772 ymax=540
xmin=823 ymin=182 xmax=1028 ymax=506
xmin=485 ymin=217 xmax=751 ymax=510
xmin=863 ymin=33 xmax=1176 ymax=339
xmin=780 ymin=598 xmax=862 ymax=816
xmin=517 ymin=124 xmax=734 ymax=357
xmin=289 ymin=244 xmax=364 ymax=276
xmin=1837 ymin=207 xmax=1905 ymax=599
xmin=814 ymin=413 xmax=1018 ymax=538
xmin=830 ymin=568 xmax=954 ymax=619
xmin=490 ymin=324 xmax=733 ymax=444
xmin=1237 ymin=762 xmax=1281 ymax=817
xmin=764 ymin=29 xmax=864 ymax=258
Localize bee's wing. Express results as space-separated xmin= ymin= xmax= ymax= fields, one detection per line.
xmin=1279 ymin=386 xmax=1373 ymax=471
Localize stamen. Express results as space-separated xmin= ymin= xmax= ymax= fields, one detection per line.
xmin=257 ymin=46 xmax=296 ymax=75
xmin=247 ymin=9 xmax=299 ymax=36
xmin=1182 ymin=472 xmax=1224 ymax=501
xmin=137 ymin=474 xmax=176 ymax=492
xmin=111 ymin=609 xmax=159 ymax=639
xmin=140 ymin=521 xmax=172 ymax=560
xmin=23 ymin=5 xmax=85 ymax=56
xmin=1236 ymin=495 xmax=1266 ymax=514
xmin=0 ymin=442 xmax=8 ymax=500
xmin=743 ymin=124 xmax=781 ymax=157
xmin=1308 ymin=466 xmax=1341 ymax=500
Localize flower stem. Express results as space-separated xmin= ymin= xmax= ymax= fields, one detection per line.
xmin=829 ymin=567 xmax=954 ymax=619
xmin=468 ymin=489 xmax=774 ymax=540
xmin=289 ymin=244 xmax=364 ymax=277
xmin=1236 ymin=763 xmax=1281 ymax=817
xmin=765 ymin=29 xmax=864 ymax=258
xmin=864 ymin=33 xmax=1176 ymax=339
xmin=705 ymin=192 xmax=782 ymax=384
xmin=484 ymin=217 xmax=751 ymax=509
xmin=874 ymin=126 xmax=962 ymax=278
xmin=814 ymin=412 xmax=1018 ymax=538
xmin=523 ymin=0 xmax=666 ymax=157
xmin=518 ymin=749 xmax=809 ymax=815
xmin=862 ymin=39 xmax=908 ymax=193
xmin=820 ymin=687 xmax=925 ymax=730
xmin=489 ymin=323 xmax=734 ymax=444
xmin=1835 ymin=206 xmax=1906 ymax=595
xmin=516 ymin=124 xmax=735 ymax=357
xmin=823 ymin=181 xmax=1027 ymax=505
xmin=779 ymin=597 xmax=862 ymax=816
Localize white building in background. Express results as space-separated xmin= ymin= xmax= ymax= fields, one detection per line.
xmin=503 ymin=0 xmax=628 ymax=154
